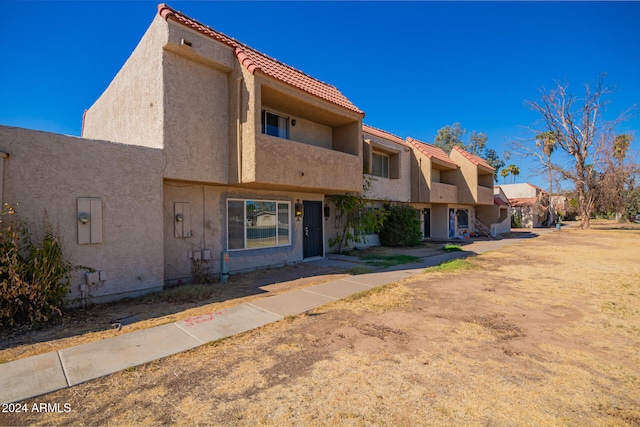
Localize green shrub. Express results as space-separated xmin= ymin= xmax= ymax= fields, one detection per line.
xmin=511 ymin=210 xmax=523 ymax=228
xmin=378 ymin=204 xmax=423 ymax=247
xmin=0 ymin=205 xmax=90 ymax=327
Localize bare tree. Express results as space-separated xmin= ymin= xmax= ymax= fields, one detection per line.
xmin=595 ymin=134 xmax=638 ymax=219
xmin=521 ymin=74 xmax=630 ymax=229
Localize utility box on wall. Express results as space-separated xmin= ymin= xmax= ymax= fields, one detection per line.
xmin=77 ymin=198 xmax=103 ymax=244
xmin=174 ymin=202 xmax=191 ymax=238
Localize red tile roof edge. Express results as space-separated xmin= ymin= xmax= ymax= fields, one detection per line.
xmin=494 ymin=195 xmax=510 ymax=206
xmin=508 ymin=197 xmax=539 ymax=207
xmin=527 ymin=183 xmax=547 ymax=193
xmin=362 ymin=124 xmax=406 ymax=146
xmin=157 ymin=4 xmax=364 ymax=116
xmin=452 ymin=145 xmax=495 ymax=171
xmin=406 ymin=137 xmax=458 ymax=168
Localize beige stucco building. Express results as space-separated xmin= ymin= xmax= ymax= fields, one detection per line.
xmin=0 ymin=4 xmax=507 ymax=303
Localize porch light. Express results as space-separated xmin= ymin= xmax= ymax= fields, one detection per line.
xmin=175 ymin=213 xmax=184 ymax=222
xmin=78 ymin=212 xmax=90 ymax=224
xmin=324 ymin=204 xmax=330 ymax=220
xmin=295 ymin=200 xmax=304 ymax=220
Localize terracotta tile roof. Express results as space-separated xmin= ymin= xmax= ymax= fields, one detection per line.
xmin=494 ymin=195 xmax=510 ymax=206
xmin=509 ymin=197 xmax=538 ymax=207
xmin=406 ymin=137 xmax=458 ymax=169
xmin=527 ymin=183 xmax=547 ymax=193
xmin=363 ymin=124 xmax=406 ymax=146
xmin=452 ymin=145 xmax=495 ymax=171
xmin=158 ymin=4 xmax=364 ymax=116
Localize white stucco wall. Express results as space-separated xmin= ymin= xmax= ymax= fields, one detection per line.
xmin=0 ymin=126 xmax=165 ymax=303
xmin=500 ymin=183 xmax=538 ymax=199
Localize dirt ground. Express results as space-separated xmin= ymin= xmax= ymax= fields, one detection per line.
xmin=2 ymin=222 xmax=640 ymax=426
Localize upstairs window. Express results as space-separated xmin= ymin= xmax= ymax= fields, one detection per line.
xmin=371 ymin=151 xmax=389 ymax=178
xmin=261 ymin=110 xmax=289 ymax=139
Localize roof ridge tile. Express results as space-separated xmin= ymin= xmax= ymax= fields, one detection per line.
xmin=363 ymin=124 xmax=405 ymax=145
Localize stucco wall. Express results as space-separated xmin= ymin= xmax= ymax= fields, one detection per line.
xmin=431 ymin=204 xmax=450 ymax=239
xmin=162 ymin=49 xmax=230 ymax=183
xmin=289 ymin=116 xmax=333 ymax=150
xmin=252 ymin=134 xmax=362 ymax=193
xmin=163 ymin=182 xmax=323 ymax=282
xmin=449 ymin=149 xmax=476 ymax=205
xmin=500 ymin=183 xmax=538 ymax=199
xmin=410 ymin=150 xmax=432 ymax=203
xmin=82 ymin=15 xmax=166 ymax=148
xmin=364 ymin=133 xmax=411 ymax=202
xmin=0 ymin=126 xmax=164 ymax=303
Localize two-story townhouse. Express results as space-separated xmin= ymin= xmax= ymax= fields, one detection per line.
xmin=0 ymin=3 xmax=507 ymax=304
xmin=407 ymin=138 xmax=497 ymax=239
xmin=82 ymin=4 xmax=364 ymax=284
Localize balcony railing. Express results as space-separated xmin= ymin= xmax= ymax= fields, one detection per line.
xmin=430 ymin=182 xmax=457 ymax=204
xmin=477 ymin=185 xmax=494 ymax=205
xmin=247 ymin=134 xmax=362 ymax=193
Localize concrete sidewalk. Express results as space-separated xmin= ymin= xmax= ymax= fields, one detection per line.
xmin=0 ymin=231 xmax=554 ymax=404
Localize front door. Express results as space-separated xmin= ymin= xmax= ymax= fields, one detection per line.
xmin=423 ymin=208 xmax=431 ymax=238
xmin=303 ymin=201 xmax=323 ymax=258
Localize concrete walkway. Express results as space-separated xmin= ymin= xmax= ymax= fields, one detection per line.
xmin=0 ymin=230 xmax=557 ymax=404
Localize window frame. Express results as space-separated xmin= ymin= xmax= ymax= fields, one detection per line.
xmin=227 ymin=198 xmax=292 ymax=251
xmin=371 ymin=151 xmax=390 ymax=178
xmin=261 ymin=109 xmax=290 ymax=139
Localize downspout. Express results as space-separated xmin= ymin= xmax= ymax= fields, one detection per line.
xmin=0 ymin=151 xmax=8 ymax=208
xmin=236 ymin=77 xmax=243 ymax=183
xmin=418 ymin=157 xmax=422 ymax=203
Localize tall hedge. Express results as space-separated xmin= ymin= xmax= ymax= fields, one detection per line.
xmin=378 ymin=204 xmax=423 ymax=247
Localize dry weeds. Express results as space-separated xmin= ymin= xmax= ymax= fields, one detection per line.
xmin=2 ymin=224 xmax=640 ymax=426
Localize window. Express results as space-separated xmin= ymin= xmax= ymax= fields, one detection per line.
xmin=261 ymin=110 xmax=289 ymax=139
xmin=227 ymin=199 xmax=291 ymax=250
xmin=371 ymin=152 xmax=389 ymax=178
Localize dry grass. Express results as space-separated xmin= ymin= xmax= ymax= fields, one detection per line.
xmin=0 ymin=266 xmax=350 ymax=363
xmin=2 ymin=225 xmax=640 ymax=426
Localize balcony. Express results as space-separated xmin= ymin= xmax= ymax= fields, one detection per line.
xmin=430 ymin=182 xmax=457 ymax=204
xmin=477 ymin=185 xmax=494 ymax=205
xmin=244 ymin=134 xmax=362 ymax=193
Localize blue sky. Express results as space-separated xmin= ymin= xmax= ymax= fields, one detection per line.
xmin=1 ymin=1 xmax=638 ymax=188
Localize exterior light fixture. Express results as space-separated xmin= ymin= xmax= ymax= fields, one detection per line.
xmin=294 ymin=200 xmax=304 ymax=221
xmin=324 ymin=204 xmax=330 ymax=220
xmin=78 ymin=212 xmax=90 ymax=224
xmin=175 ymin=213 xmax=184 ymax=222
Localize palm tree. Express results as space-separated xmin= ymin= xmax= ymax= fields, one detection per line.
xmin=510 ymin=165 xmax=520 ymax=183
xmin=500 ymin=168 xmax=510 ymax=184
xmin=536 ymin=132 xmax=556 ymax=193
xmin=505 ymin=164 xmax=520 ymax=184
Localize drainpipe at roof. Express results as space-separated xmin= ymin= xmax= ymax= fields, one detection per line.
xmin=236 ymin=77 xmax=243 ymax=183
